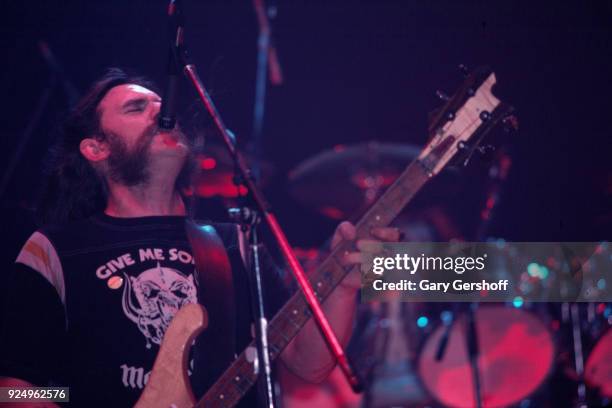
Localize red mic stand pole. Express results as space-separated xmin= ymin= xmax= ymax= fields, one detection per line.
xmin=172 ymin=4 xmax=363 ymax=394
xmin=182 ymin=62 xmax=363 ymax=392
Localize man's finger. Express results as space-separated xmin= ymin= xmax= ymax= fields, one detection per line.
xmin=370 ymin=227 xmax=401 ymax=242
xmin=338 ymin=221 xmax=356 ymax=240
xmin=331 ymin=221 xmax=357 ymax=249
xmin=356 ymin=239 xmax=384 ymax=253
xmin=340 ymin=251 xmax=365 ymax=266
xmin=339 ymin=268 xmax=362 ymax=290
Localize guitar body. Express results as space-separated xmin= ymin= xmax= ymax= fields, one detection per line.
xmin=135 ymin=304 xmax=208 ymax=408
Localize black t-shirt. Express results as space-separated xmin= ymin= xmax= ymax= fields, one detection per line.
xmin=0 ymin=214 xmax=288 ymax=407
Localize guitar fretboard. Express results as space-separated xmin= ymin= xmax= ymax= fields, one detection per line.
xmin=197 ymin=159 xmax=431 ymax=407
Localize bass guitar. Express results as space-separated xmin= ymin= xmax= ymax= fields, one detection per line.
xmin=136 ymin=66 xmax=514 ymax=408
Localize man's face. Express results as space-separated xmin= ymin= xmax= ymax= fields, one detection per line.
xmin=96 ymin=84 xmax=189 ymax=185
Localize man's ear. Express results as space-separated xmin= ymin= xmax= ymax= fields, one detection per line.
xmin=80 ymin=138 xmax=110 ymax=162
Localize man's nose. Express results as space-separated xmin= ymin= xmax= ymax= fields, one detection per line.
xmin=151 ymin=100 xmax=162 ymax=123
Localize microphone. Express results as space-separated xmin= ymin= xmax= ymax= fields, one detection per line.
xmin=158 ymin=0 xmax=184 ymax=131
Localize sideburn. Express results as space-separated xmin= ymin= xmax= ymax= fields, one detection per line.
xmin=106 ymin=132 xmax=152 ymax=186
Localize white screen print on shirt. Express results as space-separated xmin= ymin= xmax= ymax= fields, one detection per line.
xmin=96 ymin=248 xmax=199 ymax=390
xmin=122 ymin=262 xmax=197 ymax=348
xmin=95 ymin=247 xmax=198 ymax=348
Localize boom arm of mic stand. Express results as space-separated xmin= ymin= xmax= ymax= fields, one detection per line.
xmin=182 ymin=63 xmax=362 ymax=392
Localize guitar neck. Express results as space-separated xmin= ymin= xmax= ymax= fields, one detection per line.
xmin=198 ymin=160 xmax=431 ymax=407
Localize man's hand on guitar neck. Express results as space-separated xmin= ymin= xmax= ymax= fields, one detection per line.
xmin=279 ymin=221 xmax=400 ymax=383
xmin=331 ymin=221 xmax=401 ymax=291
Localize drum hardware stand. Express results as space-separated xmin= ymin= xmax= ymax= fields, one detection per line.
xmin=361 ymin=302 xmax=391 ymax=408
xmin=435 ymin=302 xmax=483 ymax=408
xmin=466 ymin=303 xmax=483 ymax=408
xmin=363 ymin=301 xmax=426 ymax=407
xmin=435 ymin=304 xmax=457 ymax=362
xmin=167 ymin=0 xmax=363 ymax=395
xmin=469 ymin=149 xmax=512 ymax=408
xmin=570 ymin=303 xmax=588 ymax=408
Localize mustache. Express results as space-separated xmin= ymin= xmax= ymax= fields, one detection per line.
xmin=146 ymin=121 xmax=189 ymax=142
xmin=144 ymin=122 xmax=160 ymax=139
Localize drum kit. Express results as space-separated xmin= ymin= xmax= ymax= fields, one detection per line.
xmin=193 ymin=141 xmax=611 ymax=407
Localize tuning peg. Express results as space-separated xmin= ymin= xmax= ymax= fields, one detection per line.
xmin=436 ymin=90 xmax=451 ymax=101
xmin=477 ymin=144 xmax=496 ymax=156
xmin=458 ymin=64 xmax=469 ymax=77
xmin=457 ymin=141 xmax=471 ymax=154
xmin=479 ymin=111 xmax=491 ymax=121
xmin=457 ymin=141 xmax=495 ymax=167
xmin=456 ymin=140 xmax=474 ymax=166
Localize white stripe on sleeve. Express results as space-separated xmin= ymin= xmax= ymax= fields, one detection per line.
xmin=15 ymin=231 xmax=65 ymax=305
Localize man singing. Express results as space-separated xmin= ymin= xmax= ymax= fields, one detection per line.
xmin=0 ymin=68 xmax=399 ymax=407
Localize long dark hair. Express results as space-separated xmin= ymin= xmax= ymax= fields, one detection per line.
xmin=36 ymin=68 xmax=160 ymax=225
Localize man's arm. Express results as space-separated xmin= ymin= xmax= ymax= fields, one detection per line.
xmin=279 ymin=277 xmax=358 ymax=383
xmin=0 ymin=234 xmax=67 ymax=405
xmin=279 ymin=222 xmax=399 ymax=383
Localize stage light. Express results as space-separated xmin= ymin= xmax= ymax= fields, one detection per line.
xmin=513 ymin=296 xmax=524 ymax=308
xmin=527 ymin=262 xmax=549 ymax=279
xmin=200 ymin=157 xmax=217 ymax=170
xmin=440 ymin=310 xmax=452 ymax=325
xmin=417 ymin=316 xmax=429 ymax=328
xmin=527 ymin=262 xmax=539 ymax=277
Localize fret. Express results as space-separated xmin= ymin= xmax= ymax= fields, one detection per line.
xmin=268 ymin=343 xmax=280 ymax=357
xmin=233 ymin=373 xmax=252 ymax=394
xmin=275 ymin=327 xmax=292 ymax=342
xmin=285 ymin=313 xmax=304 ymax=329
xmin=198 ymin=353 xmax=258 ymax=407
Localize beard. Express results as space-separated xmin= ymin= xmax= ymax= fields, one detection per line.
xmin=105 ymin=125 xmax=195 ymax=188
xmin=106 ymin=126 xmax=155 ymax=186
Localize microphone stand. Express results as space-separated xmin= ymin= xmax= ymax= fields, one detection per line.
xmin=168 ymin=0 xmax=363 ymax=394
xmin=229 ymin=207 xmax=277 ymax=408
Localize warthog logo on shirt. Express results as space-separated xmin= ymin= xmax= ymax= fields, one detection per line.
xmin=122 ymin=263 xmax=197 ymax=348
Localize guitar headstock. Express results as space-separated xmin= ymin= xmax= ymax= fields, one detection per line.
xmin=418 ymin=67 xmax=515 ymax=177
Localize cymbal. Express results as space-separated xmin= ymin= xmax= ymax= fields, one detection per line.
xmin=193 ymin=144 xmax=274 ymax=198
xmin=288 ymin=141 xmax=458 ymax=219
